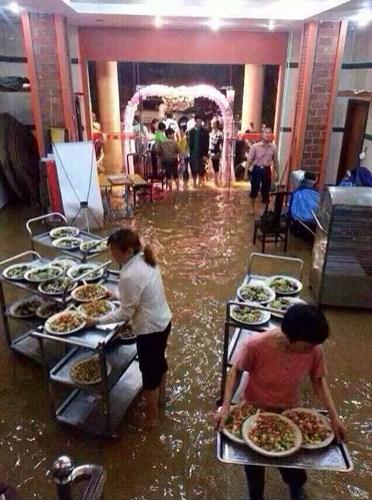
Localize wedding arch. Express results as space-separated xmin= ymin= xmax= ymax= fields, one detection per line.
xmin=123 ymin=84 xmax=235 ymax=184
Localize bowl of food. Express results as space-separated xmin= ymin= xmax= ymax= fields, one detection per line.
xmin=80 ymin=239 xmax=108 ymax=254
xmin=230 ymin=305 xmax=270 ymax=326
xmin=237 ymin=283 xmax=276 ymax=304
xmin=52 ymin=237 xmax=83 ymax=250
xmin=24 ymin=265 xmax=63 ymax=283
xmin=67 ymin=264 xmax=104 ymax=282
xmin=36 ymin=302 xmax=63 ymax=319
xmin=283 ymin=408 xmax=335 ymax=449
xmin=51 ymin=257 xmax=79 ymax=272
xmin=49 ymin=226 xmax=80 ymax=239
xmin=242 ymin=412 xmax=302 ymax=457
xmin=78 ymin=300 xmax=114 ymax=319
xmin=266 ymin=276 xmax=303 ymax=296
xmin=223 ymin=403 xmax=258 ymax=444
xmin=38 ymin=277 xmax=77 ymax=296
xmin=45 ymin=311 xmax=86 ymax=335
xmin=268 ymin=297 xmax=307 ymax=318
xmin=70 ymin=355 xmax=111 ymax=385
xmin=2 ymin=262 xmax=35 ymax=281
xmin=71 ymin=284 xmax=108 ymax=302
xmin=9 ymin=296 xmax=44 ymax=319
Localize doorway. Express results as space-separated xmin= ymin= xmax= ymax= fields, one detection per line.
xmin=337 ymin=99 xmax=370 ymax=181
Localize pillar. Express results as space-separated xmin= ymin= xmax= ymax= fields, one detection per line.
xmin=241 ymin=64 xmax=265 ymax=132
xmin=96 ymin=61 xmax=123 ymax=174
xmin=290 ymin=21 xmax=347 ymax=186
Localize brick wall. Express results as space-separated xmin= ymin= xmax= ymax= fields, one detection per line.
xmin=29 ymin=14 xmax=65 ymax=148
xmin=302 ymin=22 xmax=341 ymax=174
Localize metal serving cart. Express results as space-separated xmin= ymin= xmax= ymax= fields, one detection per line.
xmin=217 ymin=252 xmax=353 ymax=473
xmin=26 ymin=213 xmax=109 ymax=263
xmin=310 ymin=187 xmax=372 ymax=308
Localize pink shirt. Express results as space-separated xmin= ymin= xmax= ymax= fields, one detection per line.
xmin=233 ymin=330 xmax=327 ymax=410
xmin=247 ymin=140 xmax=279 ymax=169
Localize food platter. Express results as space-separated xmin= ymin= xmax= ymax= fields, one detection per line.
xmin=24 ymin=265 xmax=63 ymax=283
xmin=230 ymin=304 xmax=271 ymax=326
xmin=266 ymin=275 xmax=303 ymax=296
xmin=38 ymin=277 xmax=77 ymax=296
xmin=36 ymin=302 xmax=63 ymax=319
xmin=45 ymin=311 xmax=86 ymax=335
xmin=51 ymin=257 xmax=79 ymax=272
xmin=237 ymin=282 xmax=276 ymax=304
xmin=67 ymin=264 xmax=104 ymax=282
xmin=283 ymin=408 xmax=335 ymax=450
xmin=70 ymin=355 xmax=112 ymax=385
xmin=71 ymin=284 xmax=108 ymax=302
xmin=52 ymin=237 xmax=83 ymax=250
xmin=78 ymin=300 xmax=114 ymax=319
xmin=2 ymin=262 xmax=35 ymax=281
xmin=223 ymin=403 xmax=258 ymax=444
xmin=268 ymin=297 xmax=307 ymax=318
xmin=80 ymin=239 xmax=108 ymax=254
xmin=9 ymin=296 xmax=44 ymax=318
xmin=242 ymin=412 xmax=302 ymax=457
xmin=49 ymin=226 xmax=80 ymax=239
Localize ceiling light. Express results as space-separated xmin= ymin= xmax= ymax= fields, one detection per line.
xmin=207 ymin=17 xmax=224 ymax=31
xmin=154 ymin=15 xmax=163 ymax=28
xmin=268 ymin=19 xmax=275 ymax=30
xmin=7 ymin=1 xmax=22 ymax=14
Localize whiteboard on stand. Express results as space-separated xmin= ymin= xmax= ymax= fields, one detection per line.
xmin=52 ymin=141 xmax=104 ymax=230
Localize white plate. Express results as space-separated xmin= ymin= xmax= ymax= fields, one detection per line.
xmin=70 ymin=355 xmax=112 ymax=385
xmin=71 ymin=284 xmax=108 ymax=303
xmin=266 ymin=275 xmax=303 ymax=296
xmin=9 ymin=296 xmax=44 ymax=318
xmin=222 ymin=404 xmax=257 ymax=445
xmin=80 ymin=239 xmax=108 ymax=254
xmin=45 ymin=311 xmax=86 ymax=336
xmin=77 ymin=300 xmax=114 ymax=319
xmin=51 ymin=257 xmax=79 ymax=271
xmin=24 ymin=265 xmax=63 ymax=283
xmin=67 ymin=264 xmax=104 ymax=282
xmin=52 ymin=237 xmax=83 ymax=250
xmin=268 ymin=297 xmax=307 ymax=318
xmin=49 ymin=226 xmax=80 ymax=239
xmin=242 ymin=412 xmax=302 ymax=457
xmin=230 ymin=305 xmax=271 ymax=326
xmin=282 ymin=408 xmax=335 ymax=450
xmin=38 ymin=278 xmax=77 ymax=296
xmin=2 ymin=262 xmax=35 ymax=281
xmin=237 ymin=282 xmax=276 ymax=304
xmin=36 ymin=302 xmax=62 ymax=319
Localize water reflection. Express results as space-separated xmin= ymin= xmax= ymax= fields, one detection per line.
xmin=0 ymin=189 xmax=371 ymax=499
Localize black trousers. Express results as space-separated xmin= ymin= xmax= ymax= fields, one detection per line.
xmin=244 ymin=465 xmax=307 ymax=500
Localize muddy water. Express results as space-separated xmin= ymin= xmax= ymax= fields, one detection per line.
xmin=0 ymin=188 xmax=371 ymax=499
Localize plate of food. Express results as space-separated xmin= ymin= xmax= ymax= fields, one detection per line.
xmin=38 ymin=277 xmax=77 ymax=296
xmin=266 ymin=276 xmax=303 ymax=296
xmin=2 ymin=262 xmax=35 ymax=281
xmin=67 ymin=264 xmax=104 ymax=282
xmin=268 ymin=297 xmax=307 ymax=318
xmin=36 ymin=302 xmax=63 ymax=319
xmin=78 ymin=300 xmax=114 ymax=319
xmin=70 ymin=355 xmax=111 ymax=385
xmin=237 ymin=283 xmax=276 ymax=304
xmin=282 ymin=408 xmax=335 ymax=449
xmin=9 ymin=296 xmax=44 ymax=319
xmin=45 ymin=311 xmax=86 ymax=335
xmin=24 ymin=265 xmax=63 ymax=283
xmin=223 ymin=403 xmax=258 ymax=444
xmin=52 ymin=237 xmax=83 ymax=250
xmin=71 ymin=284 xmax=108 ymax=302
xmin=49 ymin=226 xmax=80 ymax=239
xmin=80 ymin=239 xmax=108 ymax=254
xmin=242 ymin=412 xmax=302 ymax=457
xmin=230 ymin=304 xmax=271 ymax=326
xmin=51 ymin=257 xmax=79 ymax=272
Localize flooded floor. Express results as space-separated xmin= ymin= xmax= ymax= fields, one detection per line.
xmin=0 ymin=187 xmax=371 ymax=499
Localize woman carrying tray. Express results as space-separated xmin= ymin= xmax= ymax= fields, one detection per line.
xmin=215 ymin=304 xmax=346 ymax=499
xmin=87 ymin=229 xmax=172 ymax=429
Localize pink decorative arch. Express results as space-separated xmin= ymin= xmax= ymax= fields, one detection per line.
xmin=124 ymin=84 xmax=235 ymax=184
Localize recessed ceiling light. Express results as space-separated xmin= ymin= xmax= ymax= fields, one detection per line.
xmin=7 ymin=2 xmax=22 ymax=14
xmin=268 ymin=19 xmax=275 ymax=30
xmin=207 ymin=17 xmax=224 ymax=31
xmin=154 ymin=15 xmax=163 ymax=28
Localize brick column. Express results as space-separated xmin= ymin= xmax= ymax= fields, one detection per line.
xmin=21 ymin=12 xmax=75 ymax=155
xmin=290 ymin=21 xmax=347 ymax=185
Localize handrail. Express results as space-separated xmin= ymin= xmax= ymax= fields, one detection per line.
xmin=26 ymin=212 xmax=67 ymax=238
xmin=312 ymin=210 xmax=327 ymax=233
xmin=247 ymin=252 xmax=304 ymax=280
xmin=0 ymin=250 xmax=41 ymax=268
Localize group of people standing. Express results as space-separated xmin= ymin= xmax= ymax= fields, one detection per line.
xmin=134 ymin=112 xmax=224 ymax=191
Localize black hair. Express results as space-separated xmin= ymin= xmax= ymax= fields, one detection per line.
xmin=304 ymin=171 xmax=316 ymax=181
xmin=165 ymin=127 xmax=174 ymax=137
xmin=134 ymin=114 xmax=140 ymax=122
xmin=194 ymin=113 xmax=203 ymax=121
xmin=180 ymin=124 xmax=187 ymax=133
xmin=158 ymin=122 xmax=166 ymax=131
xmin=107 ymin=229 xmax=156 ymax=267
xmin=165 ymin=111 xmax=173 ymax=119
xmin=282 ymin=304 xmax=329 ymax=345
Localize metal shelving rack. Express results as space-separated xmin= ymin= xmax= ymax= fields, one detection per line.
xmin=217 ymin=252 xmax=353 ymax=472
